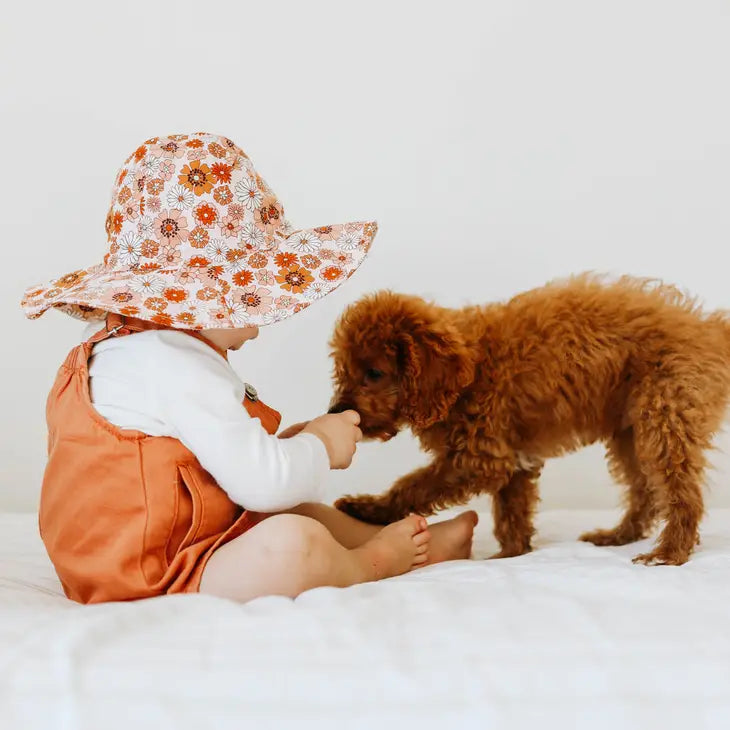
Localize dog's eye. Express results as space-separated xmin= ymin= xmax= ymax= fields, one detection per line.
xmin=364 ymin=368 xmax=384 ymax=383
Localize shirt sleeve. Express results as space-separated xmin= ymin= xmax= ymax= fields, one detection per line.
xmin=147 ymin=331 xmax=330 ymax=512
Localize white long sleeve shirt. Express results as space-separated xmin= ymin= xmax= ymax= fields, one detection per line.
xmin=83 ymin=326 xmax=329 ymax=512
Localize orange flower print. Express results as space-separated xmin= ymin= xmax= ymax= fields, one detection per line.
xmin=158 ymin=244 xmax=182 ymax=268
xmin=112 ymin=292 xmax=134 ymax=303
xmin=164 ymin=287 xmax=187 ymax=303
xmin=188 ymin=256 xmax=210 ymax=269
xmin=118 ymin=186 xmax=132 ymax=204
xmin=147 ymin=178 xmax=164 ymax=195
xmin=194 ymin=203 xmax=218 ymax=227
xmin=219 ymin=215 xmax=241 ymax=239
xmin=133 ymin=145 xmax=147 ymax=162
xmin=135 ymin=262 xmax=161 ymax=273
xmin=301 ymin=254 xmax=321 ymax=270
xmin=321 ymin=265 xmax=344 ymax=282
xmin=140 ymin=239 xmax=159 ymax=258
xmin=186 ymin=138 xmax=204 ymax=148
xmin=197 ymin=287 xmax=219 ymax=301
xmin=179 ymin=161 xmax=214 ymax=196
xmin=233 ymin=270 xmax=254 ymax=286
xmin=207 ymin=265 xmax=224 ymax=279
xmin=156 ymin=139 xmax=185 ymax=158
xmin=237 ymin=286 xmax=273 ymax=315
xmin=313 ymin=225 xmax=337 ymax=241
xmin=120 ymin=306 xmax=140 ymax=316
xmin=151 ymin=313 xmax=174 ymax=327
xmin=248 ymin=253 xmax=268 ymax=269
xmin=153 ymin=209 xmax=189 ymax=247
xmin=189 ymin=226 xmax=210 ymax=249
xmin=176 ymin=312 xmax=196 ymax=325
xmin=211 ymin=162 xmax=232 ymax=183
xmin=44 ymin=288 xmax=62 ymax=299
xmin=276 ymin=264 xmax=313 ymax=293
xmin=274 ymin=252 xmax=298 ymax=268
xmin=228 ymin=203 xmax=245 ymax=220
xmin=225 ymin=248 xmax=247 ymax=273
xmin=144 ymin=297 xmax=168 ymax=312
xmin=56 ymin=270 xmax=85 ymax=289
xmin=147 ymin=196 xmax=162 ymax=213
xmin=122 ymin=198 xmax=139 ymax=221
xmin=159 ymin=159 xmax=175 ymax=181
xmin=208 ymin=141 xmax=226 ymax=158
xmin=257 ymin=203 xmax=281 ymax=227
xmin=214 ymin=186 xmax=233 ymax=205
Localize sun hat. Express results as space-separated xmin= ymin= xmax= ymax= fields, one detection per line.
xmin=21 ymin=132 xmax=377 ymax=329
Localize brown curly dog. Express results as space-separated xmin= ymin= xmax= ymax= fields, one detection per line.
xmin=328 ymin=275 xmax=730 ymax=566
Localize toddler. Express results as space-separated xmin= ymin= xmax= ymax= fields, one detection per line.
xmin=22 ymin=133 xmax=476 ymax=604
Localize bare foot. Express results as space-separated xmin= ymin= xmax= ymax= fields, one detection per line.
xmin=356 ymin=515 xmax=430 ymax=580
xmin=426 ymin=511 xmax=478 ymax=565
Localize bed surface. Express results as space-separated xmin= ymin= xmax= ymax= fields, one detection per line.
xmin=2 ymin=509 xmax=730 ymax=729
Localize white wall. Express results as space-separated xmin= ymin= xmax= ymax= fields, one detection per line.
xmin=2 ymin=0 xmax=729 ymax=513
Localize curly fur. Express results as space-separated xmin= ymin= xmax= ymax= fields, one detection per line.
xmin=329 ymin=275 xmax=730 ymax=565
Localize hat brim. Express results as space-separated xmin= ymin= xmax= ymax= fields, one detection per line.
xmin=21 ymin=220 xmax=377 ymax=329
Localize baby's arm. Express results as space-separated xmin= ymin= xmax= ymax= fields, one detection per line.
xmin=150 ymin=335 xmax=339 ymax=512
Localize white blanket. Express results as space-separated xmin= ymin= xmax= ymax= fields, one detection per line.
xmin=2 ymin=510 xmax=730 ymax=730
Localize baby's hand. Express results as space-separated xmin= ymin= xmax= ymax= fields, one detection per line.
xmin=303 ymin=411 xmax=362 ymax=469
xmin=278 ymin=421 xmax=309 ymax=439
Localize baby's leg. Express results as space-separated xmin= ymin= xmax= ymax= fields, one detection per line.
xmin=199 ymin=513 xmax=429 ymax=603
xmin=284 ymin=502 xmax=479 ymax=561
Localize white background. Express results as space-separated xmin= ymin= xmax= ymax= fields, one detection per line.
xmin=2 ymin=0 xmax=729 ymax=513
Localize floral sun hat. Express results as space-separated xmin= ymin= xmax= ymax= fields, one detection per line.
xmin=21 ymin=132 xmax=377 ymax=329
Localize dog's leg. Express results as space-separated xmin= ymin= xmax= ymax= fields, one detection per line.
xmin=629 ymin=383 xmax=708 ymax=566
xmin=491 ymin=468 xmax=540 ymax=558
xmin=335 ymin=457 xmax=494 ymax=525
xmin=580 ymin=429 xmax=658 ymax=547
xmin=335 ymin=462 xmax=448 ymax=524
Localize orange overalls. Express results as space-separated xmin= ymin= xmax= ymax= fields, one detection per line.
xmin=39 ymin=314 xmax=281 ymax=604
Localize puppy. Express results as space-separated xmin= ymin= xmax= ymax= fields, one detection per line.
xmin=329 ymin=275 xmax=730 ymax=565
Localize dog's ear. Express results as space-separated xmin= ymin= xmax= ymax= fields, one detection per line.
xmin=397 ymin=314 xmax=474 ymax=430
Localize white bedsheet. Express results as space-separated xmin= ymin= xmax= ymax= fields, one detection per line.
xmin=2 ymin=509 xmax=730 ymax=730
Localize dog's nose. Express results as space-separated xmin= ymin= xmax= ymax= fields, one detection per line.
xmin=327 ymin=401 xmax=352 ymax=414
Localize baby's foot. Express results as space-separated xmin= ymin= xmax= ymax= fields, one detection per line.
xmin=426 ymin=511 xmax=478 ymax=565
xmin=358 ymin=515 xmax=430 ymax=580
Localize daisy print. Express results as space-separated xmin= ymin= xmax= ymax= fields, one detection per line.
xmin=263 ymin=309 xmax=289 ymax=325
xmin=235 ymin=175 xmax=262 ymax=211
xmin=304 ymin=282 xmax=334 ymax=300
xmin=287 ymin=231 xmax=322 ymax=254
xmin=167 ymin=184 xmax=194 ymax=211
xmin=225 ymin=248 xmax=247 ymax=273
xmin=130 ymin=274 xmax=165 ymax=296
xmin=224 ymin=298 xmax=250 ymax=326
xmin=137 ymin=216 xmax=155 ymax=239
xmin=336 ymin=229 xmax=361 ymax=251
xmin=117 ymin=232 xmax=144 ymax=266
xmin=205 ymin=239 xmax=230 ymax=263
xmin=140 ymin=154 xmax=160 ymax=177
xmin=240 ymin=221 xmax=266 ymax=249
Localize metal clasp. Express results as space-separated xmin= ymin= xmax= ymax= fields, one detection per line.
xmin=244 ymin=383 xmax=259 ymax=402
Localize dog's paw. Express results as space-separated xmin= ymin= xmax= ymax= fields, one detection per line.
xmin=631 ymin=548 xmax=689 ymax=566
xmin=579 ymin=527 xmax=640 ymax=547
xmin=489 ymin=546 xmax=531 ymax=560
xmin=335 ymin=496 xmax=393 ymax=525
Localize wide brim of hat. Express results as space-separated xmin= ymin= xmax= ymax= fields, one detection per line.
xmin=21 ymin=220 xmax=377 ymax=329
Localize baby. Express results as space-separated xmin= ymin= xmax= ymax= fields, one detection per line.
xmin=22 ymin=133 xmax=476 ymax=604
